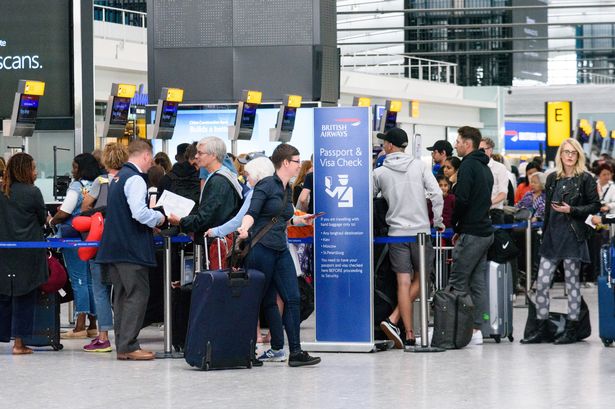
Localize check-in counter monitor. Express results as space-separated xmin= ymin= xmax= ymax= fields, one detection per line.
xmin=3 ymin=80 xmax=45 ymax=138
xmin=270 ymin=94 xmax=302 ymax=142
xmin=152 ymin=87 xmax=183 ymax=140
xmin=102 ymin=83 xmax=136 ymax=138
xmin=230 ymin=90 xmax=262 ymax=141
xmin=378 ymin=100 xmax=402 ymax=134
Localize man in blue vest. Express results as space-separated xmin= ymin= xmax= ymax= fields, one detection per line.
xmin=97 ymin=140 xmax=167 ymax=361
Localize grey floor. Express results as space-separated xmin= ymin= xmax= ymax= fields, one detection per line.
xmin=2 ymin=285 xmax=614 ymax=409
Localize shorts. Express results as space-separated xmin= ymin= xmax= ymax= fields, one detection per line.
xmin=388 ymin=239 xmax=434 ymax=279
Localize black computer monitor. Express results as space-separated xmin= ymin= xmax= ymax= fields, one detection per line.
xmin=238 ymin=102 xmax=258 ymax=130
xmin=16 ymin=94 xmax=40 ymax=124
xmin=279 ymin=106 xmax=297 ymax=132
xmin=159 ymin=100 xmax=178 ymax=128
xmin=382 ymin=110 xmax=398 ymax=132
xmin=109 ymin=96 xmax=131 ymax=125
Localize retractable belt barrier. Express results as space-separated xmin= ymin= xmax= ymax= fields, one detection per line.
xmin=0 ymin=221 xmax=543 ymax=353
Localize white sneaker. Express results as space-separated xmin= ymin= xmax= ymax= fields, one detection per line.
xmin=469 ymin=330 xmax=483 ymax=346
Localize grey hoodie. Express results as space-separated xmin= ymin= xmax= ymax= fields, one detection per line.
xmin=373 ymin=152 xmax=443 ymax=236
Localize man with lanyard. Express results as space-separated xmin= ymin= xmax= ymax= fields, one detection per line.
xmin=96 ymin=140 xmax=167 ymax=361
xmin=169 ymin=137 xmax=243 ymax=245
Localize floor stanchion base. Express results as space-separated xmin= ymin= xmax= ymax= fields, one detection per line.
xmin=404 ymin=345 xmax=445 ymax=353
xmin=155 ymin=351 xmax=184 ymax=359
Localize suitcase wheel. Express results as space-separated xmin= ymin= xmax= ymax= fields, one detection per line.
xmin=52 ymin=343 xmax=64 ymax=351
xmin=493 ymin=335 xmax=501 ymax=344
xmin=508 ymin=335 xmax=514 ymax=342
xmin=601 ymin=338 xmax=613 ymax=347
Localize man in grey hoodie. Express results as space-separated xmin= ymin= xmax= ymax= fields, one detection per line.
xmin=373 ymin=128 xmax=444 ymax=349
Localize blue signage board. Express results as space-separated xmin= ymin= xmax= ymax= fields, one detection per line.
xmin=313 ymin=107 xmax=372 ymax=343
xmin=504 ymin=121 xmax=546 ymax=151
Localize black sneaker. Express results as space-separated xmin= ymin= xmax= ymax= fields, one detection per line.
xmin=380 ymin=319 xmax=403 ymax=349
xmin=288 ymin=351 xmax=321 ymax=367
xmin=251 ymin=357 xmax=263 ymax=367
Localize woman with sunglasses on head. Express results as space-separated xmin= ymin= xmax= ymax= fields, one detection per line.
xmin=521 ymin=139 xmax=600 ymax=345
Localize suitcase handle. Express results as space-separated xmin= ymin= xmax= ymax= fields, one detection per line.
xmin=203 ymin=235 xmax=224 ymax=271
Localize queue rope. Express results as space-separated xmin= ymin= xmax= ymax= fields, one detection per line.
xmin=0 ymin=222 xmax=544 ymax=248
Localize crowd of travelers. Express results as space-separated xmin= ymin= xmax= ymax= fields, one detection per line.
xmin=0 ymin=125 xmax=611 ymax=361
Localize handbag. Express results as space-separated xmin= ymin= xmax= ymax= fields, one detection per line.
xmin=40 ymin=252 xmax=68 ymax=294
xmin=229 ymin=188 xmax=289 ymax=266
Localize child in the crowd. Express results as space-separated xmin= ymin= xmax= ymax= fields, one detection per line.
xmin=428 ymin=175 xmax=455 ymax=228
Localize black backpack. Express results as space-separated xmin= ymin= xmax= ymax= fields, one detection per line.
xmin=168 ymin=171 xmax=201 ymax=214
xmin=487 ymin=228 xmax=519 ymax=263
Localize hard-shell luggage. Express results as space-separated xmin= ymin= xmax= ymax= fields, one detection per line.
xmin=22 ymin=290 xmax=63 ymax=351
xmin=431 ymin=287 xmax=474 ymax=349
xmin=184 ymin=238 xmax=265 ymax=370
xmin=481 ymin=261 xmax=514 ymax=343
xmin=599 ymin=244 xmax=615 ymax=347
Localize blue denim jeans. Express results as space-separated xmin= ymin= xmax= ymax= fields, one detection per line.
xmin=62 ymin=248 xmax=96 ymax=317
xmin=0 ymin=289 xmax=37 ymax=341
xmin=246 ymin=244 xmax=301 ymax=354
xmin=89 ymin=261 xmax=113 ymax=331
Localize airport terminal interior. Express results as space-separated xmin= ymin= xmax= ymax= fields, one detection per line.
xmin=2 ymin=1 xmax=615 ymax=408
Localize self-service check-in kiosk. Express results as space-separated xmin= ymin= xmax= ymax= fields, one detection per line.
xmin=150 ymin=87 xmax=184 ymax=154
xmin=229 ymin=90 xmax=262 ymax=155
xmin=2 ymin=79 xmax=45 ymax=152
xmin=269 ymin=94 xmax=302 ymax=142
xmin=102 ymin=83 xmax=136 ymax=139
xmin=379 ymin=99 xmax=402 ymax=134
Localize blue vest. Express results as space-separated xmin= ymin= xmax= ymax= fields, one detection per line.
xmin=96 ymin=162 xmax=157 ymax=267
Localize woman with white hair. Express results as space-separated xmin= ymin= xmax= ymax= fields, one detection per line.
xmin=515 ymin=171 xmax=547 ymax=222
xmin=521 ymin=138 xmax=600 ymax=345
xmin=206 ymin=156 xmax=275 ymax=238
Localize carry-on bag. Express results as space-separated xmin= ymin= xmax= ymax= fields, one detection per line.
xmin=22 ymin=290 xmax=63 ymax=351
xmin=481 ymin=261 xmax=514 ymax=343
xmin=184 ymin=236 xmax=265 ymax=370
xmin=431 ymin=287 xmax=474 ymax=349
xmin=598 ymin=244 xmax=615 ymax=346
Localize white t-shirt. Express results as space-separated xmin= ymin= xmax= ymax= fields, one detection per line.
xmin=488 ymin=159 xmax=509 ymax=210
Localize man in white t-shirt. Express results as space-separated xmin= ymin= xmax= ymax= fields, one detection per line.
xmin=479 ymin=137 xmax=509 ymax=225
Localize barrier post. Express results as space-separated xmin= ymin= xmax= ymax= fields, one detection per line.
xmin=156 ymin=235 xmax=183 ymax=359
xmin=525 ymin=220 xmax=532 ymax=303
xmin=406 ymin=233 xmax=445 ymax=353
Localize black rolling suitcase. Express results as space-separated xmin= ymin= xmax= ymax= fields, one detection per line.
xmin=184 ymin=238 xmax=265 ymax=370
xmin=22 ymin=290 xmax=63 ymax=351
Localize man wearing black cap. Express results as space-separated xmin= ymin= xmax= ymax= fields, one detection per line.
xmin=373 ymin=127 xmax=444 ymax=349
xmin=426 ymin=140 xmax=454 ymax=176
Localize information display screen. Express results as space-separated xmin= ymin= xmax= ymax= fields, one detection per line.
xmin=17 ymin=94 xmax=40 ymax=124
xmin=109 ymin=97 xmax=131 ymax=125
xmin=382 ymin=111 xmax=397 ymax=132
xmin=239 ymin=102 xmax=258 ymax=130
xmin=0 ymin=1 xmax=72 ymax=119
xmin=160 ymin=101 xmax=178 ymax=127
xmin=280 ymin=106 xmax=297 ymax=132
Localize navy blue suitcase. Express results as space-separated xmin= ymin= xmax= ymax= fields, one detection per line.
xmin=184 ymin=240 xmax=265 ymax=370
xmin=599 ymin=244 xmax=615 ymax=347
xmin=22 ymin=290 xmax=63 ymax=351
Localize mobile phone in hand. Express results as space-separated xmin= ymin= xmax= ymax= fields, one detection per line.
xmin=305 ymin=212 xmax=326 ymax=220
xmin=551 ymin=201 xmax=563 ymax=206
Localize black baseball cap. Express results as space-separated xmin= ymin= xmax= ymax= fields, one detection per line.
xmin=377 ymin=127 xmax=408 ymax=148
xmin=237 ymin=151 xmax=267 ymax=164
xmin=426 ymin=140 xmax=453 ymax=156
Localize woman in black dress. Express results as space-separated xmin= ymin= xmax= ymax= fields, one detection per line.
xmin=521 ymin=139 xmax=600 ymax=344
xmin=0 ymin=153 xmax=48 ymax=354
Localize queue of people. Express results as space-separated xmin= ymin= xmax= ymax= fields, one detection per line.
xmin=1 ymin=126 xmax=613 ymax=360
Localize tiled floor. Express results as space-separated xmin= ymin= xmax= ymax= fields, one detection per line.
xmin=1 ymin=285 xmax=614 ymax=409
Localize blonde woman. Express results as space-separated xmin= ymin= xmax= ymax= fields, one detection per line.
xmin=521 ymin=138 xmax=600 ymax=345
